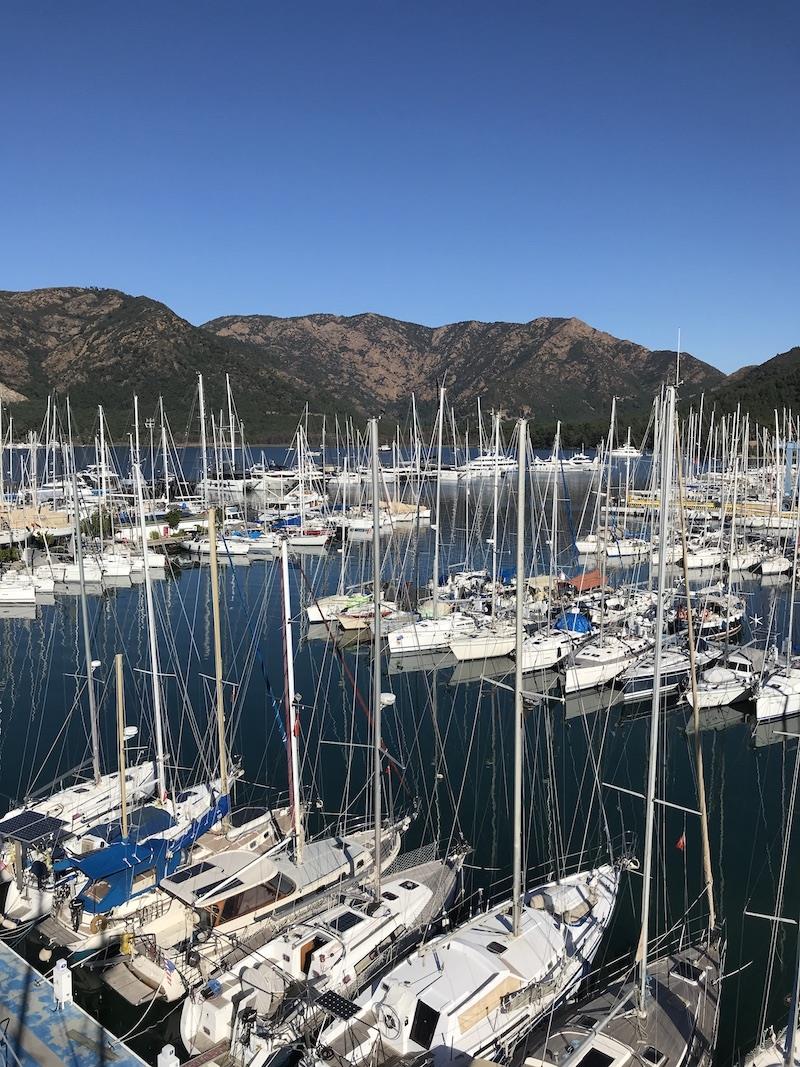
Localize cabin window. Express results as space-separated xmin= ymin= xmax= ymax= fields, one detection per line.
xmin=382 ymin=891 xmax=399 ymax=901
xmin=132 ymin=868 xmax=157 ymax=894
xmin=84 ymin=879 xmax=112 ymax=904
xmin=409 ymin=1000 xmax=440 ymax=1049
xmin=219 ymin=872 xmax=297 ymax=922
xmin=486 ymin=941 xmax=506 ymax=954
xmin=400 ymin=881 xmax=418 ymax=891
xmin=577 ymin=1016 xmax=597 ymax=1029
xmin=576 ymin=1049 xmax=614 ymax=1067
xmin=642 ymin=1047 xmax=666 ymax=1067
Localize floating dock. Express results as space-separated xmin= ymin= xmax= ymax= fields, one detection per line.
xmin=0 ymin=940 xmax=148 ymax=1067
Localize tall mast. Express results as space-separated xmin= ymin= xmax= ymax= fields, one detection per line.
xmin=675 ymin=423 xmax=717 ymax=930
xmin=491 ymin=411 xmax=500 ymax=619
xmin=115 ymin=654 xmax=129 ymax=840
xmin=98 ymin=406 xmax=107 ymax=554
xmin=550 ymin=422 xmax=561 ymax=602
xmin=280 ymin=539 xmax=303 ymax=859
xmin=599 ymin=397 xmax=616 ymax=642
xmin=226 ymin=373 xmax=235 ymax=474
xmin=207 ymin=508 xmax=230 ymax=828
xmin=198 ymin=374 xmax=209 ymax=512
xmin=71 ymin=457 xmax=101 ymax=786
xmin=512 ymin=418 xmax=527 ymax=937
xmin=637 ymin=384 xmax=676 ymax=1007
xmin=464 ymin=427 xmax=470 ymax=563
xmin=432 ymin=385 xmax=445 ymax=619
xmin=370 ymin=417 xmax=384 ymax=896
xmin=134 ymin=463 xmax=167 ymax=802
xmin=134 ymin=395 xmax=141 ymax=469
xmin=159 ymin=396 xmax=169 ymax=507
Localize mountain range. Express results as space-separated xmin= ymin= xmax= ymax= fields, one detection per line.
xmin=0 ymin=286 xmax=788 ymax=442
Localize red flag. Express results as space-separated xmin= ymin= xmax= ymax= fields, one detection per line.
xmin=675 ymin=832 xmax=686 ymax=852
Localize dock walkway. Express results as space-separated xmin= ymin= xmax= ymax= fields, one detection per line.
xmin=0 ymin=941 xmax=148 ymax=1067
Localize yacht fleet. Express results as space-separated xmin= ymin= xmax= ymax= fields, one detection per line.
xmin=0 ymin=381 xmax=798 ymax=1067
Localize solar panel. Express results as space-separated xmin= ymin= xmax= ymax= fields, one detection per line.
xmin=0 ymin=810 xmax=68 ymax=845
xmin=317 ymin=990 xmax=359 ymax=1020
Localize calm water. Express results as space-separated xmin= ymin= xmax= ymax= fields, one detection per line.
xmin=0 ymin=451 xmax=798 ymax=1064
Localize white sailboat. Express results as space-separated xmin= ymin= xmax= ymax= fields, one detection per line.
xmin=110 ymin=439 xmax=405 ymax=1003
xmin=179 ymin=419 xmax=462 ymax=1056
xmin=522 ymin=383 xmax=724 ymax=1067
xmin=314 ymin=419 xmax=623 ymax=1067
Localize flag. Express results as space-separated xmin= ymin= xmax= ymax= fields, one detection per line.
xmin=675 ymin=832 xmax=686 ymax=852
xmin=164 ymin=957 xmax=176 ymax=975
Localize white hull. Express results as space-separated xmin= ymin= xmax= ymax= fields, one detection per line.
xmin=389 ymin=613 xmax=476 ymax=654
xmin=449 ymin=627 xmax=516 ymax=662
xmin=755 ymin=668 xmax=800 ymax=721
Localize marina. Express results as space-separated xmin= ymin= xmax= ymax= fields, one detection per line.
xmin=0 ymin=393 xmax=799 ymax=1067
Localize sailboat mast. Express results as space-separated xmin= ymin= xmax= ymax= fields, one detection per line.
xmin=599 ymin=398 xmax=616 ymax=642
xmin=512 ymin=417 xmax=527 ymax=937
xmin=549 ymin=422 xmax=561 ymax=603
xmin=432 ymin=386 xmax=445 ymax=620
xmin=637 ymin=384 xmax=676 ymax=1007
xmin=371 ymin=417 xmax=383 ymax=896
xmin=207 ymin=508 xmax=230 ymax=827
xmin=134 ymin=463 xmax=168 ymax=802
xmin=280 ymin=539 xmax=304 ymax=859
xmin=158 ymin=396 xmax=169 ymax=507
xmin=198 ymin=374 xmax=209 ymax=512
xmin=133 ymin=394 xmax=141 ymax=469
xmin=225 ymin=372 xmax=235 ymax=477
xmin=71 ymin=460 xmax=101 ymax=786
xmin=675 ymin=425 xmax=717 ymax=930
xmin=98 ymin=406 xmax=107 ymax=554
xmin=491 ymin=412 xmax=500 ymax=619
xmin=115 ymin=654 xmax=129 ymax=839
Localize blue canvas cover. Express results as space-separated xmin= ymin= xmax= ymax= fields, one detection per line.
xmin=54 ymin=795 xmax=230 ymax=914
xmin=554 ymin=609 xmax=591 ymax=635
xmin=85 ymin=805 xmax=175 ymax=845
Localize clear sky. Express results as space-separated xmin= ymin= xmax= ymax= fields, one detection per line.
xmin=2 ymin=1 xmax=798 ymax=372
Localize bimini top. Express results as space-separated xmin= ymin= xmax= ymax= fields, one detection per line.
xmin=85 ymin=805 xmax=176 ymax=846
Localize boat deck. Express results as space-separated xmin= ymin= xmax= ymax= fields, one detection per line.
xmin=0 ymin=940 xmax=147 ymax=1067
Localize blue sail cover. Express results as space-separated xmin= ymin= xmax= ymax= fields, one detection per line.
xmin=83 ymin=806 xmax=175 ymax=846
xmin=53 ymin=794 xmax=230 ymax=914
xmin=554 ymin=610 xmax=591 ymax=635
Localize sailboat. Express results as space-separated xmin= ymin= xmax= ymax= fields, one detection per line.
xmin=0 ymin=458 xmax=159 ymax=935
xmin=178 ymin=418 xmax=463 ymax=1057
xmin=107 ymin=443 xmax=406 ymax=1003
xmin=754 ymin=467 xmax=800 ymax=721
xmin=313 ymin=419 xmax=624 ymax=1067
xmin=390 ymin=388 xmax=478 ymax=655
xmin=449 ymin=411 xmax=518 ymax=662
xmin=30 ymin=491 xmax=278 ymax=962
xmin=522 ymin=385 xmax=724 ymax=1067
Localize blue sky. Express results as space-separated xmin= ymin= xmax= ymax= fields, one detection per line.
xmin=2 ymin=1 xmax=798 ymax=372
